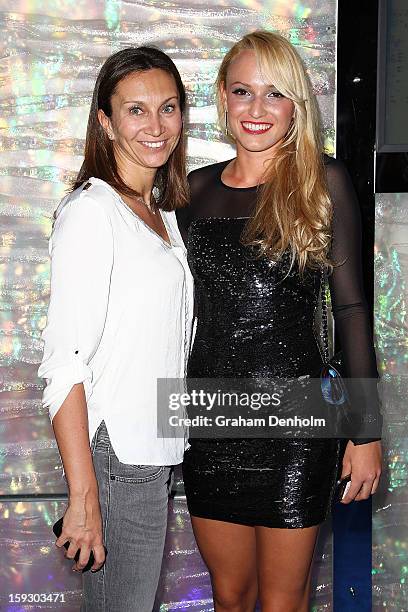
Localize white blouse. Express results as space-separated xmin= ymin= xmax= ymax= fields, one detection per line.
xmin=38 ymin=177 xmax=194 ymax=465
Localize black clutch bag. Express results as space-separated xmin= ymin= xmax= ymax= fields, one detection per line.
xmin=52 ymin=517 xmax=107 ymax=573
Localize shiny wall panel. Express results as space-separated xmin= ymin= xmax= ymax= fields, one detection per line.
xmin=0 ymin=499 xmax=81 ymax=610
xmin=373 ymin=193 xmax=408 ymax=610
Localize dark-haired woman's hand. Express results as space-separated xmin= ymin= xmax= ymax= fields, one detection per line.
xmin=56 ymin=490 xmax=105 ymax=572
xmin=339 ymin=440 xmax=382 ymax=504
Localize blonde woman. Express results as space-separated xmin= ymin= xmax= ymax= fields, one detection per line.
xmin=177 ymin=31 xmax=382 ymax=611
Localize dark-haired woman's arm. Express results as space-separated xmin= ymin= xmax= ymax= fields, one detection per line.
xmin=38 ymin=192 xmax=113 ymax=569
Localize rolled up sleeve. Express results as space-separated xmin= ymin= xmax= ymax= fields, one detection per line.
xmin=38 ymin=190 xmax=114 ymax=421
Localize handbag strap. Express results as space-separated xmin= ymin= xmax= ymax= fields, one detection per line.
xmin=320 ymin=267 xmax=330 ymax=364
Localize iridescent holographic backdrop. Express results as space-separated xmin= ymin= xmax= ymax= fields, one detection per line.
xmin=1 ymin=0 xmax=338 ymax=609
xmin=372 ymin=193 xmax=408 ymax=610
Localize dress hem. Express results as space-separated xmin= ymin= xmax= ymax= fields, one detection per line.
xmin=187 ymin=508 xmax=328 ymax=529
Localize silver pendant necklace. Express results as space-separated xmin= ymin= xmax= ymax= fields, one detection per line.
xmin=135 ymin=195 xmax=156 ymax=215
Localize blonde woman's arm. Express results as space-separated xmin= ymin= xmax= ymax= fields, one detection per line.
xmin=325 ymin=156 xmax=382 ymax=504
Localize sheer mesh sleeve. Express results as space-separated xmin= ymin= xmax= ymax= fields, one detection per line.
xmin=326 ymin=156 xmax=382 ymax=444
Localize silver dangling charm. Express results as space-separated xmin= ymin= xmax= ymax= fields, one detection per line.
xmin=224 ymin=109 xmax=229 ymax=136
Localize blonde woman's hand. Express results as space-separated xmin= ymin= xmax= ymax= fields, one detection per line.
xmin=56 ymin=490 xmax=106 ymax=572
xmin=339 ymin=440 xmax=382 ymax=504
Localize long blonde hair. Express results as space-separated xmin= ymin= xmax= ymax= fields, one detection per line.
xmin=216 ymin=30 xmax=332 ymax=273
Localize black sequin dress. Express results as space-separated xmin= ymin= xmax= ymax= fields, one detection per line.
xmin=176 ymin=156 xmax=381 ymax=529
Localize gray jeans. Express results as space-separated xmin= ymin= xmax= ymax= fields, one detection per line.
xmin=81 ymin=421 xmax=172 ymax=612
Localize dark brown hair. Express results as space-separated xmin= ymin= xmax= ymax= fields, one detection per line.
xmin=72 ymin=46 xmax=188 ymax=211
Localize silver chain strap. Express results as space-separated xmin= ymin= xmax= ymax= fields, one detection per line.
xmin=320 ymin=267 xmax=331 ymax=364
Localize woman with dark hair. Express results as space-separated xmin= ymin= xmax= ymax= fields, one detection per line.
xmin=177 ymin=31 xmax=382 ymax=611
xmin=38 ymin=47 xmax=193 ymax=611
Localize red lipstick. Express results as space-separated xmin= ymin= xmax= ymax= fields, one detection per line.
xmin=241 ymin=121 xmax=273 ymax=135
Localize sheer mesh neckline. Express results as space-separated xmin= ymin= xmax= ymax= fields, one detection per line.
xmin=218 ymin=159 xmax=263 ymax=191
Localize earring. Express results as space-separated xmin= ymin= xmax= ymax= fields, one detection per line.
xmin=108 ymin=132 xmax=114 ymax=140
xmin=224 ymin=109 xmax=229 ymax=136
